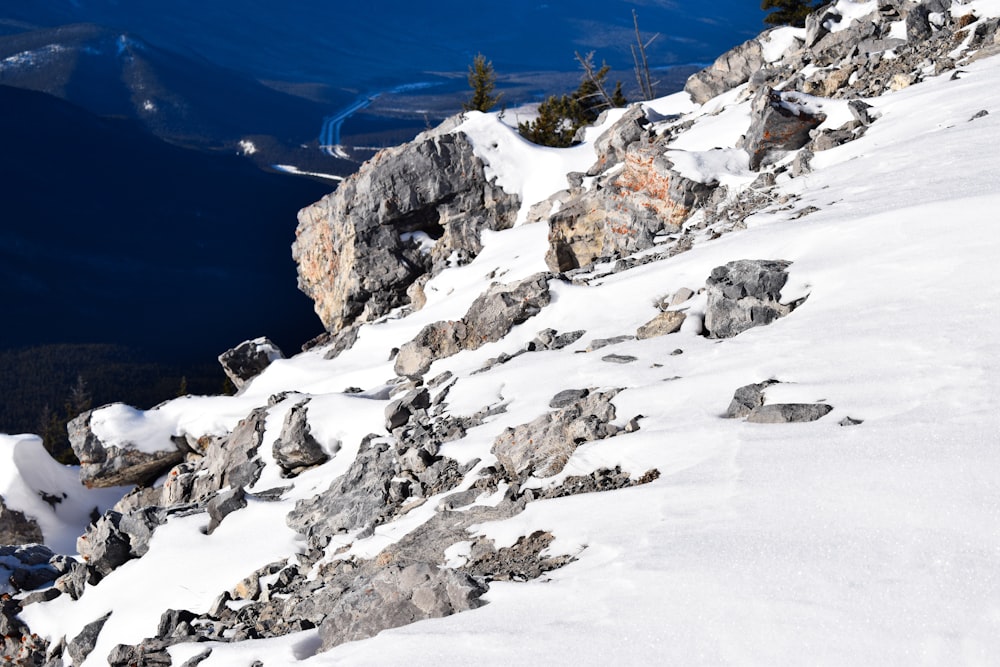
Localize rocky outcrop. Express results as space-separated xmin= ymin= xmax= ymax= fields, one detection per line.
xmin=743 ymin=87 xmax=826 ymax=170
xmin=545 ymin=132 xmax=715 ymax=272
xmin=69 ymin=409 xmax=185 ymax=489
xmin=704 ymin=260 xmax=802 ymax=338
xmin=272 ymin=400 xmax=330 ymax=475
xmin=218 ymin=337 xmax=284 ymax=390
xmin=685 ymin=36 xmax=767 ymax=104
xmin=395 ymin=273 xmax=551 ymax=377
xmin=293 ymin=128 xmax=520 ymax=333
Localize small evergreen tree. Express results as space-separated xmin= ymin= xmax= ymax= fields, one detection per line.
xmin=762 ymin=0 xmax=818 ymax=27
xmin=464 ymin=53 xmax=502 ymax=112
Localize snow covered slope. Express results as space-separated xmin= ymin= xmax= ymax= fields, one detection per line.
xmin=4 ymin=1 xmax=1000 ymax=665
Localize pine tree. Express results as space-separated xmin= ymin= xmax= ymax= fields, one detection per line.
xmin=762 ymin=0 xmax=817 ymax=27
xmin=463 ymin=53 xmax=502 ymax=112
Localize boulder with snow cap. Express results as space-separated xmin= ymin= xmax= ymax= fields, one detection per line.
xmin=743 ymin=87 xmax=827 ymax=170
xmin=217 ymin=336 xmax=284 ymax=390
xmin=69 ymin=409 xmax=186 ymax=489
xmin=684 ymin=36 xmax=767 ymax=104
xmin=704 ymin=260 xmax=803 ymax=338
xmin=294 ymin=127 xmax=520 ymax=334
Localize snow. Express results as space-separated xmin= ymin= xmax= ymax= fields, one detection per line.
xmin=824 ymin=1 xmax=879 ymax=33
xmin=9 ymin=18 xmax=1000 ymax=667
xmin=761 ymin=27 xmax=805 ymax=63
xmin=0 ymin=435 xmax=125 ymax=554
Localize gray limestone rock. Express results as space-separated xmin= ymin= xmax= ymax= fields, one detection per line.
xmin=685 ymin=36 xmax=767 ymax=104
xmin=744 ymin=87 xmax=827 ymax=170
xmin=395 ymin=273 xmax=551 ymax=378
xmin=68 ymin=612 xmax=112 ymax=666
xmin=70 ymin=408 xmax=186 ymax=489
xmin=218 ymin=337 xmax=284 ymax=391
xmin=492 ymin=390 xmax=621 ymax=482
xmin=0 ymin=497 xmax=43 ymax=545
xmin=747 ymin=403 xmax=833 ymax=424
xmin=704 ymin=260 xmax=800 ymax=339
xmin=273 ymin=401 xmax=330 ymax=474
xmin=206 ymin=487 xmax=247 ymax=535
xmin=294 ymin=128 xmax=521 ymax=334
xmin=317 ymin=563 xmax=486 ymax=651
xmin=78 ymin=511 xmax=133 ymax=582
xmin=726 ymin=380 xmax=779 ymax=419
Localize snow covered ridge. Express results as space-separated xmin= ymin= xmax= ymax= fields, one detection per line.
xmin=3 ymin=0 xmax=1000 ymax=664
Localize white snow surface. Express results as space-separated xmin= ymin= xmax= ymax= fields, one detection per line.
xmin=8 ymin=19 xmax=1000 ymax=667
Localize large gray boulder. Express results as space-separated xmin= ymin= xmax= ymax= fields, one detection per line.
xmin=218 ymin=337 xmax=284 ymax=390
xmin=743 ymin=87 xmax=827 ymax=170
xmin=0 ymin=497 xmax=43 ymax=545
xmin=69 ymin=409 xmax=185 ymax=489
xmin=395 ymin=273 xmax=551 ymax=378
xmin=684 ymin=36 xmax=767 ymax=104
xmin=272 ymin=400 xmax=329 ymax=474
xmin=294 ymin=127 xmax=521 ymax=334
xmin=318 ymin=563 xmax=487 ymax=651
xmin=492 ymin=390 xmax=621 ymax=482
xmin=704 ymin=260 xmax=801 ymax=339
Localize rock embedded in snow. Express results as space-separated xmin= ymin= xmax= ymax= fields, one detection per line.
xmin=725 ymin=380 xmax=779 ymax=419
xmin=317 ymin=563 xmax=487 ymax=651
xmin=492 ymin=390 xmax=621 ymax=482
xmin=272 ymin=400 xmax=329 ymax=474
xmin=636 ymin=310 xmax=687 ymax=339
xmin=704 ymin=259 xmax=801 ymax=339
xmin=747 ymin=403 xmax=833 ymax=424
xmin=743 ymin=87 xmax=827 ymax=170
xmin=69 ymin=410 xmax=186 ymax=489
xmin=217 ymin=336 xmax=285 ymax=390
xmin=294 ymin=128 xmax=520 ymax=333
xmin=685 ymin=36 xmax=767 ymax=104
xmin=395 ymin=273 xmax=551 ymax=378
xmin=67 ymin=611 xmax=112 ymax=666
xmin=0 ymin=496 xmax=44 ymax=545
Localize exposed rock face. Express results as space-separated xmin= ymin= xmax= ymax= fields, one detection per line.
xmin=492 ymin=390 xmax=621 ymax=482
xmin=704 ymin=260 xmax=801 ymax=339
xmin=218 ymin=337 xmax=284 ymax=390
xmin=294 ymin=128 xmax=520 ymax=333
xmin=545 ymin=133 xmax=714 ymax=272
xmin=0 ymin=497 xmax=43 ymax=545
xmin=69 ymin=409 xmax=185 ymax=489
xmin=395 ymin=273 xmax=551 ymax=378
xmin=317 ymin=564 xmax=487 ymax=651
xmin=685 ymin=36 xmax=767 ymax=104
xmin=743 ymin=87 xmax=827 ymax=170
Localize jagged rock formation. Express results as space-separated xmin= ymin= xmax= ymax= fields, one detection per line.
xmin=293 ymin=127 xmax=520 ymax=333
xmin=217 ymin=337 xmax=284 ymax=390
xmin=704 ymin=260 xmax=802 ymax=338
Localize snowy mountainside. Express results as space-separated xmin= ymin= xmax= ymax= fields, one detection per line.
xmin=2 ymin=1 xmax=1000 ymax=665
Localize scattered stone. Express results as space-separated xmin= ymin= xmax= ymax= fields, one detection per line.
xmin=218 ymin=337 xmax=285 ymax=390
xmin=206 ymin=487 xmax=247 ymax=535
xmin=726 ymin=380 xmax=780 ymax=419
xmin=685 ymin=36 xmax=767 ymax=104
xmin=747 ymin=403 xmax=833 ymax=424
xmin=395 ymin=274 xmax=551 ymax=377
xmin=0 ymin=497 xmax=43 ymax=545
xmin=602 ymin=354 xmax=638 ymax=364
xmin=970 ymin=109 xmax=989 ymax=120
xmin=549 ymin=388 xmax=590 ymax=409
xmin=839 ymin=416 xmax=864 ymax=426
xmin=636 ymin=311 xmax=687 ymax=339
xmin=586 ymin=335 xmax=635 ymax=352
xmin=464 ymin=531 xmax=572 ymax=582
xmin=704 ymin=260 xmax=801 ymax=339
xmin=384 ymin=389 xmax=431 ymax=431
xmin=67 ymin=612 xmax=112 ymax=666
xmin=273 ymin=401 xmax=330 ymax=474
xmin=669 ymin=287 xmax=695 ymax=307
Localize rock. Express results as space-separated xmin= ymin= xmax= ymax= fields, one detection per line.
xmin=67 ymin=612 xmax=112 ymax=666
xmin=464 ymin=531 xmax=572 ymax=582
xmin=744 ymin=87 xmax=827 ymax=170
xmin=395 ymin=274 xmax=551 ymax=378
xmin=206 ymin=487 xmax=247 ymax=535
xmin=0 ymin=545 xmax=63 ymax=593
xmin=602 ymin=354 xmax=637 ymax=364
xmin=586 ymin=335 xmax=635 ymax=352
xmin=384 ymin=388 xmax=431 ymax=431
xmin=725 ymin=380 xmax=779 ymax=419
xmin=317 ymin=563 xmax=486 ymax=651
xmin=70 ymin=409 xmax=185 ymax=489
xmin=545 ymin=143 xmax=714 ymax=272
xmin=549 ymin=388 xmax=590 ymax=409
xmin=218 ymin=337 xmax=285 ymax=390
xmin=272 ymin=401 xmax=330 ymax=474
xmin=704 ymin=260 xmax=800 ymax=339
xmin=586 ymin=104 xmax=652 ymax=175
xmin=0 ymin=497 xmax=43 ymax=545
xmin=492 ymin=390 xmax=620 ymax=482
xmin=294 ymin=128 xmax=520 ymax=333
xmin=1 ymin=597 xmax=47 ymax=665
xmin=78 ymin=511 xmax=133 ymax=582
xmin=747 ymin=403 xmax=833 ymax=424
xmin=636 ymin=311 xmax=687 ymax=339
xmin=685 ymin=36 xmax=766 ymax=104
xmin=669 ymin=287 xmax=695 ymax=306
xmin=839 ymin=416 xmax=864 ymax=426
